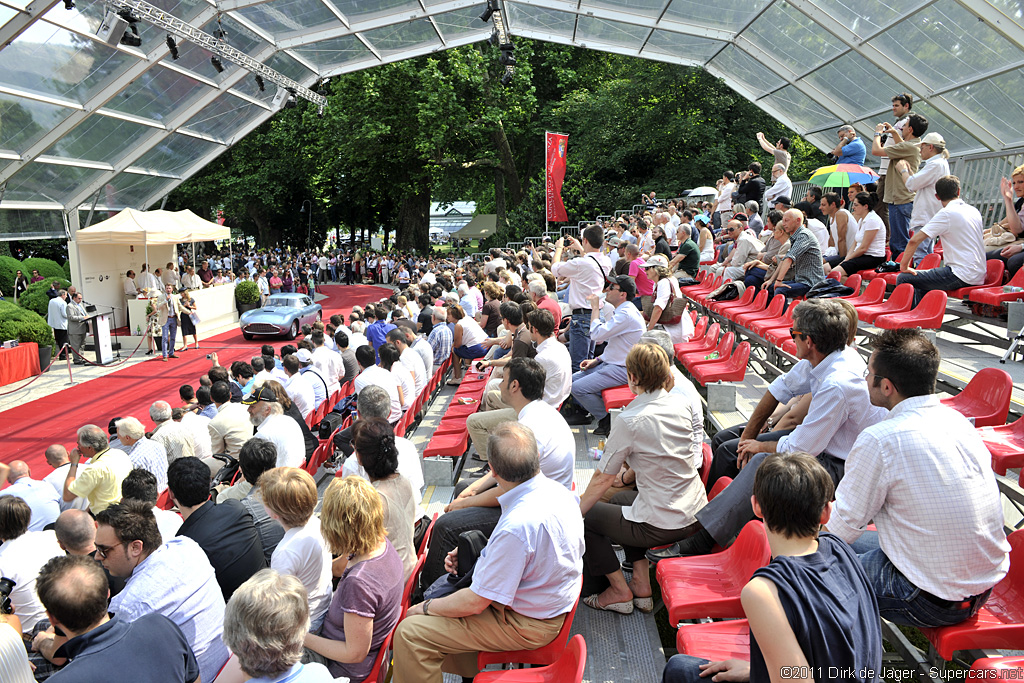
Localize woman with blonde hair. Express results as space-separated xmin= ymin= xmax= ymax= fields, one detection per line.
xmin=178 ymin=290 xmax=199 ymax=351
xmin=577 ymin=344 xmax=707 ymax=614
xmin=303 ymin=476 xmax=403 ymax=682
xmin=642 ymin=254 xmax=694 ymax=344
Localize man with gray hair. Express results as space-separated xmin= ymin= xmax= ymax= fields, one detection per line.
xmin=116 ymin=417 xmax=169 ymax=494
xmin=764 ymin=163 xmax=792 ymax=206
xmin=0 ymin=459 xmax=60 ymax=530
xmin=245 ymin=385 xmax=305 ymax=468
xmin=833 ymin=124 xmax=866 ymax=166
xmin=396 ymin=421 xmax=583 ymax=683
xmin=766 ymin=208 xmax=826 ymax=299
xmin=401 ymin=324 xmax=435 ymax=383
xmin=745 ymin=200 xmax=764 ymax=234
xmin=427 ymin=306 xmax=453 ymax=368
xmin=527 ymin=278 xmax=562 ymax=329
xmin=43 ymin=444 xmax=88 ymax=511
xmin=149 ymin=400 xmax=195 ymax=464
xmin=63 ymin=424 xmax=133 ymax=514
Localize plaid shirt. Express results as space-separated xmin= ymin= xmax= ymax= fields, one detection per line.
xmin=782 ymin=225 xmax=826 ymax=286
xmin=428 ymin=323 xmax=453 ymax=365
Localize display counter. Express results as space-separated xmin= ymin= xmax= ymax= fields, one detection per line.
xmin=0 ymin=342 xmax=40 ymax=387
xmin=126 ymin=284 xmax=238 ymax=340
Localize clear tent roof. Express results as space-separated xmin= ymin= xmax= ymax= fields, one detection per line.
xmin=0 ymin=0 xmax=1021 ymax=214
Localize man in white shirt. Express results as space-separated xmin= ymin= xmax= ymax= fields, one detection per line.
xmin=711 ymin=221 xmax=763 ymax=280
xmin=114 ymin=417 xmax=169 ymax=494
xmin=763 ymin=163 xmax=792 ymax=206
xmin=828 ymin=328 xmax=1010 ymax=627
xmin=0 ymin=460 xmax=60 ymax=531
xmin=294 ymin=349 xmax=328 ymax=410
xmin=177 ymin=408 xmax=213 ymax=461
xmin=526 ymin=308 xmax=572 ymax=408
xmin=353 ymin=345 xmax=402 ymax=423
xmin=149 ymin=401 xmax=195 ymax=464
xmin=897 ymin=174 xmax=985 ymax=306
xmin=348 ymin=320 xmax=369 ymax=351
xmin=282 ymin=353 xmax=316 ymax=418
xmin=309 ymin=331 xmax=341 ymax=396
xmin=550 ymin=225 xmax=612 ymax=372
xmin=714 ymin=171 xmax=736 ymax=224
xmin=387 ymin=328 xmax=426 ymax=397
xmin=207 ymin=381 xmax=252 ymax=460
xmin=42 ymin=445 xmax=88 ymax=511
xmin=565 ymin=276 xmax=645 ymax=436
xmin=245 ymin=386 xmax=306 ymax=468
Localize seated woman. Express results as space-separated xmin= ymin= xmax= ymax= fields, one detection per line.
xmin=578 ymin=344 xmax=707 ymax=614
xmin=829 ymin=191 xmax=886 ymax=281
xmin=222 ymin=570 xmax=334 ymax=683
xmin=448 ymin=304 xmax=488 ymax=384
xmin=351 ymin=417 xmax=417 ymax=579
xmin=744 ymin=212 xmax=790 ymax=290
xmin=643 ymin=255 xmax=693 ymax=345
xmin=260 ymin=467 xmax=334 ymax=631
xmin=986 ymin=165 xmax=1024 ymax=277
xmin=379 ymin=342 xmax=415 ymax=412
xmin=304 ymin=477 xmax=404 ymax=682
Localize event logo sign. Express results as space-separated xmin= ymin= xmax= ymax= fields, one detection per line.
xmin=545 ymin=132 xmax=568 ymax=223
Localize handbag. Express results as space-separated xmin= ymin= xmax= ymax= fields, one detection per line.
xmin=643 ymin=283 xmax=686 ymax=325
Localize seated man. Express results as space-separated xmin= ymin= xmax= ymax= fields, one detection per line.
xmin=0 ymin=459 xmax=60 ymax=530
xmin=121 ymin=469 xmax=183 ymax=545
xmin=662 ymin=453 xmax=882 ymax=683
xmin=245 ymin=385 xmax=306 ymax=468
xmin=421 ymin=359 xmax=576 ymax=588
xmin=63 ymin=424 xmax=134 ymax=514
xmin=34 ymin=555 xmax=200 ymax=683
xmin=353 ymin=344 xmax=402 ymax=424
xmin=221 ymin=438 xmax=286 ymax=563
xmin=564 ymin=275 xmax=645 ymax=435
xmin=427 ymin=307 xmax=453 ymax=368
xmin=395 ymin=422 xmax=583 ymax=683
xmin=650 ymin=299 xmax=887 ymax=560
xmin=167 ymin=457 xmax=266 ymax=600
xmin=53 ymin=508 xmax=127 ymax=598
xmin=98 ymin=500 xmax=229 ymax=683
xmin=828 ymin=328 xmax=1010 ymax=628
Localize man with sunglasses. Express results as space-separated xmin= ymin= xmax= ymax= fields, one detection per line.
xmin=649 ymin=299 xmax=887 ymax=560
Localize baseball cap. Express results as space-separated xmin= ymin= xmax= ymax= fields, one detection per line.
xmin=295 ymin=349 xmax=314 ymax=364
xmin=775 ymin=196 xmax=792 ymax=208
xmin=242 ymin=385 xmax=278 ymax=405
xmin=609 ymin=238 xmax=625 ymax=248
xmin=637 ymin=254 xmax=670 ymax=269
xmin=921 ymin=132 xmax=945 ymax=147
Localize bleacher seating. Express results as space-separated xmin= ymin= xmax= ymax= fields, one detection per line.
xmin=859 ymin=252 xmax=902 ymax=282
xmin=855 ymin=283 xmax=914 ymax=323
xmin=675 ymin=618 xmax=749 ymax=662
xmin=474 ymin=635 xmax=587 ymax=683
xmin=874 ymin=290 xmax=947 ymax=330
xmin=679 ymin=332 xmax=734 ymax=371
xmin=601 ymin=384 xmax=636 ymax=412
xmin=477 ymin=595 xmax=581 ymax=669
xmin=674 ymin=323 xmax=721 ymax=361
xmin=707 ymin=287 xmax=755 ymax=316
xmin=716 ymin=289 xmax=768 ymax=320
xmin=689 ymin=341 xmax=750 ymax=386
xmin=948 ymin=260 xmax=1004 ymax=300
xmin=979 ymin=416 xmax=1024 ymax=480
xmin=940 ymin=367 xmax=1013 ymax=428
xmin=874 ymin=253 xmax=941 ymax=287
xmin=843 ymin=278 xmax=886 ymax=307
xmin=422 ymin=366 xmax=492 ymax=459
xmin=969 ymin=268 xmax=1024 ymax=307
xmin=733 ymin=293 xmax=786 ymax=329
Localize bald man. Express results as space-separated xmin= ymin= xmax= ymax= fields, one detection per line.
xmin=0 ymin=459 xmax=60 ymax=530
xmin=766 ymin=208 xmax=826 ymax=299
xmin=54 ymin=509 xmax=126 ymax=597
xmin=43 ymin=445 xmax=88 ymax=512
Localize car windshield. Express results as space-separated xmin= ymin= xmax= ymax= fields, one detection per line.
xmin=266 ymin=296 xmax=296 ymax=307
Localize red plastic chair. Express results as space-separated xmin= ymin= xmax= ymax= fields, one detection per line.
xmin=826 ymin=269 xmax=841 ymax=281
xmin=722 ymin=289 xmax=769 ymax=323
xmin=969 ymin=268 xmax=1024 ymax=306
xmin=676 ymin=619 xmax=749 ymax=661
xmin=680 ymin=270 xmax=709 ymax=291
xmin=920 ymin=530 xmax=1024 ymax=660
xmin=856 ymin=283 xmax=914 ymax=323
xmin=707 ymin=475 xmax=732 ymax=501
xmin=780 ymin=338 xmax=797 ymax=355
xmin=686 ymin=316 xmax=710 ymax=345
xmin=363 ymin=628 xmax=395 ymax=683
xmin=749 ymin=299 xmax=798 ymax=337
xmin=475 ymin=634 xmax=587 ymax=683
xmin=156 ymin=488 xmax=174 ymax=510
xmin=690 ymin=342 xmax=750 ymax=386
xmin=691 ymin=277 xmax=728 ymax=307
xmin=948 ymin=260 xmax=1004 ymax=300
xmin=970 ymin=656 xmax=1024 ymax=676
xmin=940 ymin=367 xmax=1013 ymax=428
xmin=844 ymin=278 xmax=886 ymax=308
xmin=875 ymin=252 xmax=941 ymax=286
xmin=699 ymin=443 xmax=712 ymax=486
xmin=708 ymin=286 xmax=755 ymax=316
xmin=601 ymin=385 xmax=636 ymax=411
xmin=874 ymin=290 xmax=947 ymax=330
xmin=656 ymin=521 xmax=771 ymax=623
xmin=860 ymin=252 xmax=902 ymax=282
xmin=680 ymin=332 xmax=734 ymax=371
xmin=423 ymin=430 xmax=470 ymax=458
xmin=839 ymin=273 xmax=863 ymax=295
xmin=674 ymin=323 xmax=721 ymax=360
xmin=734 ymin=294 xmax=786 ymax=329
xmin=478 ymin=595 xmax=580 ymax=668
xmin=418 ymin=512 xmax=439 ymax=557
xmin=979 ymin=416 xmax=1024 ymax=476
xmin=399 ymin=553 xmax=426 ymax=622
xmin=684 ymin=274 xmax=722 ymax=304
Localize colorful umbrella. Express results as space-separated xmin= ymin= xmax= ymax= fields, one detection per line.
xmin=808 ymin=164 xmax=880 ymax=188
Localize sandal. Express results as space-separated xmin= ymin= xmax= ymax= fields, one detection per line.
xmin=582 ymin=594 xmax=634 ymax=615
xmin=632 ymin=596 xmax=654 ymax=613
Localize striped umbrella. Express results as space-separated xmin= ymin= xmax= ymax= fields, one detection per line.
xmin=808 ymin=164 xmax=880 ymax=188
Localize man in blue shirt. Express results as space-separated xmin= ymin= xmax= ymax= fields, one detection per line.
xmin=833 ymin=124 xmax=867 ymax=166
xmin=364 ymin=305 xmax=396 ymax=362
xmin=35 ymin=554 xmax=200 ymax=683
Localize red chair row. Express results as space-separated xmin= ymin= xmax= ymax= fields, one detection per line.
xmin=850 ymin=282 xmax=947 ymax=330
xmin=422 ymin=367 xmax=492 ymax=459
xmin=969 ymin=267 xmax=1024 ymax=307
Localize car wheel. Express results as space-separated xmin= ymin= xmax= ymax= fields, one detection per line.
xmin=288 ymin=321 xmax=299 ymax=340
xmin=243 ymin=332 xmax=253 ymax=340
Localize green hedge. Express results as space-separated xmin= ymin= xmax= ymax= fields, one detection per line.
xmin=235 ymin=280 xmax=260 ymax=304
xmin=0 ymin=255 xmax=20 ymax=297
xmin=0 ymin=300 xmax=54 ymax=351
xmin=20 ymin=257 xmax=65 ymax=283
xmin=62 ymin=260 xmax=71 ymax=280
xmin=18 ymin=278 xmax=71 ymax=317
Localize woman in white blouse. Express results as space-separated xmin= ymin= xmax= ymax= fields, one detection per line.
xmin=829 ymin=191 xmax=887 ymax=281
xmin=447 ymin=304 xmax=488 ymax=384
xmin=643 ymin=254 xmax=694 ymax=345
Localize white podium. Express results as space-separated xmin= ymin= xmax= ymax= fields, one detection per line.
xmin=87 ymin=311 xmax=114 ymax=364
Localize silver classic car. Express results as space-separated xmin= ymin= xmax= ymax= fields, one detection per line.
xmin=240 ymin=293 xmax=322 ymax=340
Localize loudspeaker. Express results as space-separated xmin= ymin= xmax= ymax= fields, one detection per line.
xmin=96 ymin=11 xmax=128 ymax=45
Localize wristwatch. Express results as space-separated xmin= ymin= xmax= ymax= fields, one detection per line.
xmin=423 ymin=599 xmax=432 ymax=616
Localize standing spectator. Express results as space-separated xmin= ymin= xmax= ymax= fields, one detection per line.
xmin=873 ymin=97 xmax=922 ymax=252
xmin=833 ymin=124 xmax=867 ymax=166
xmin=896 ymin=131 xmax=950 ymax=262
xmin=756 ymin=132 xmax=791 ymax=171
xmin=714 ymin=171 xmax=736 ymax=226
xmin=736 ymin=163 xmax=766 ymax=207
xmin=874 ymin=93 xmax=914 ymax=234
xmin=550 ymin=226 xmax=612 ymax=372
xmin=47 ymin=289 xmax=69 ymax=360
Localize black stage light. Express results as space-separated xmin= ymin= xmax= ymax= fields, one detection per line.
xmin=479 ymin=0 xmax=498 ymax=23
xmin=120 ymin=24 xmax=142 ymax=47
xmin=211 ymin=55 xmax=224 ymax=72
xmin=500 ymin=71 xmax=513 ymax=87
xmin=255 ymin=74 xmax=265 ymax=91
xmin=166 ymin=35 xmax=179 ymax=60
xmin=499 ymin=48 xmax=515 ymax=66
xmin=63 ymin=0 xmax=75 ymax=10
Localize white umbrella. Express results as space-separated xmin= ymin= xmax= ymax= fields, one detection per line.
xmin=686 ymin=187 xmax=718 ymax=196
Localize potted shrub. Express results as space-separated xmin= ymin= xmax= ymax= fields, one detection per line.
xmin=0 ymin=301 xmax=56 ymax=370
xmin=17 ymin=278 xmax=71 ymax=317
xmin=235 ymin=280 xmax=261 ymax=314
xmin=0 ymin=255 xmax=20 ymax=296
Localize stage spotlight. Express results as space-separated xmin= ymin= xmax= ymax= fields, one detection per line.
xmin=255 ymin=74 xmax=265 ymax=92
xmin=499 ymin=47 xmax=515 ymax=66
xmin=166 ymin=35 xmax=179 ymax=60
xmin=120 ymin=24 xmax=142 ymax=47
xmin=284 ymin=87 xmax=297 ymax=109
xmin=211 ymin=55 xmax=224 ymax=72
xmin=63 ymin=0 xmax=75 ymax=9
xmin=500 ymin=71 xmax=513 ymax=87
xmin=479 ymin=0 xmax=497 ymax=23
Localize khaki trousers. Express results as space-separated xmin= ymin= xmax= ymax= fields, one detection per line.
xmin=467 ymin=407 xmax=517 ymax=459
xmin=393 ymin=604 xmax=564 ymax=683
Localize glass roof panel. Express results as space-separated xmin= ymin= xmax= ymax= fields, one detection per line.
xmin=235 ymin=0 xmax=340 ymax=39
xmin=182 ymin=94 xmax=267 ymax=141
xmin=43 ymin=115 xmax=154 ymax=163
xmin=946 ymin=70 xmax=1024 ymax=149
xmin=360 ymin=20 xmax=441 ymax=57
xmin=133 ymin=133 xmax=222 ymax=175
xmin=327 ymin=0 xmax=421 ymax=23
xmin=42 ymin=3 xmax=108 ymax=38
xmin=3 ymin=161 xmax=105 ymax=204
xmin=744 ymin=1 xmax=844 ymax=75
xmin=201 ymin=14 xmax=273 ymax=56
xmin=0 ymin=22 xmax=135 ymax=104
xmin=643 ymin=31 xmax=723 ymax=64
xmin=504 ymin=3 xmax=576 ymax=39
xmin=575 ymin=17 xmax=649 ymax=49
xmin=0 ymin=5 xmax=17 ymax=30
xmin=762 ymin=85 xmax=839 ymax=131
xmin=581 ymin=0 xmax=663 ymax=20
xmin=808 ymin=0 xmax=900 ymax=38
xmin=292 ymin=34 xmax=372 ymax=70
xmin=159 ymin=36 xmax=243 ymax=81
xmin=0 ymin=94 xmax=76 ymax=155
xmin=708 ymin=44 xmax=785 ymax=95
xmin=868 ymin=0 xmax=1019 ymax=90
xmin=264 ymin=50 xmax=318 ymax=82
xmin=103 ymin=65 xmax=207 ymax=124
xmin=431 ymin=5 xmax=491 ymax=40
xmin=802 ymin=52 xmax=904 ymax=119
xmin=101 ymin=171 xmax=177 ymax=209
xmin=662 ymin=0 xmax=770 ymax=32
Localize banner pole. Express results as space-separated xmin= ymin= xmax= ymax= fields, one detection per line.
xmin=544 ymin=131 xmax=549 ymax=231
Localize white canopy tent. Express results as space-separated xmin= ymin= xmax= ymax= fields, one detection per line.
xmin=75 ymin=208 xmax=230 ymax=245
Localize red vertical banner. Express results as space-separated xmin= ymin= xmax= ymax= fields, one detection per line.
xmin=545 ymin=132 xmax=568 ymax=223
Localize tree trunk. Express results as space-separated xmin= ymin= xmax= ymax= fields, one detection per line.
xmin=397 ymin=185 xmax=430 ymax=252
xmin=494 ymin=167 xmax=508 ymax=235
xmin=490 ymin=123 xmax=523 ymax=208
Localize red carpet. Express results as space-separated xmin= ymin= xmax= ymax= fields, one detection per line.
xmin=1 ymin=285 xmax=391 ymax=474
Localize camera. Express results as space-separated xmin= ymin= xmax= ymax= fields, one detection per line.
xmin=0 ymin=576 xmax=15 ymax=615
xmin=206 ymin=353 xmax=212 ymax=359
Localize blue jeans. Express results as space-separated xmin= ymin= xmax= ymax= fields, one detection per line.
xmin=663 ymin=655 xmax=711 ymax=683
xmin=161 ymin=317 xmax=178 ymax=358
xmin=743 ymin=267 xmax=767 ymax=289
xmin=853 ymin=532 xmax=991 ymax=628
xmin=888 ymin=202 xmax=914 ymax=255
xmin=767 ymin=281 xmax=811 ymax=299
xmin=570 ymin=362 xmax=629 ymax=419
xmin=568 ymin=312 xmax=594 ymax=373
xmin=896 ymin=266 xmax=967 ymax=306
